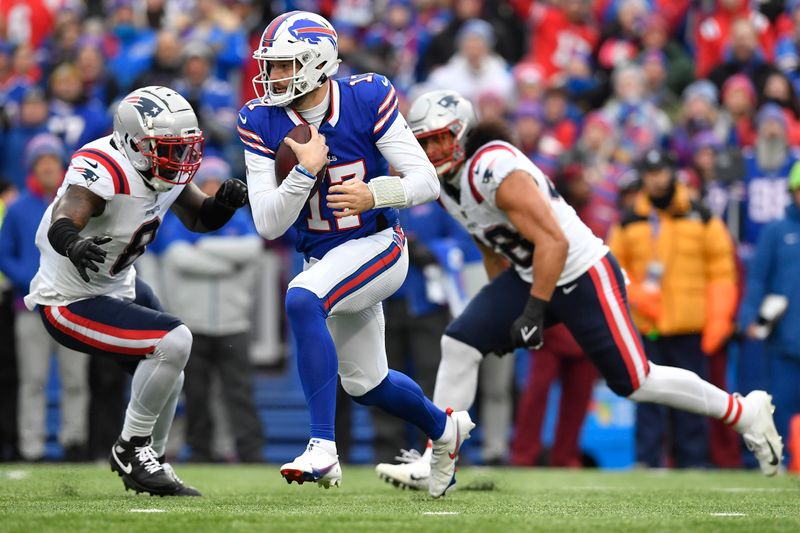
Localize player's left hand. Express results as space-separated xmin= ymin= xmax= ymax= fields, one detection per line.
xmin=215 ymin=178 xmax=248 ymax=210
xmin=327 ymin=178 xmax=374 ymax=217
xmin=510 ymin=296 xmax=548 ymax=350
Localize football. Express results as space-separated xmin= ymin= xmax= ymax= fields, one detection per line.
xmin=274 ymin=124 xmax=326 ymax=198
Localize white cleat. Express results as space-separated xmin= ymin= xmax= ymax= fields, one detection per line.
xmin=741 ymin=391 xmax=784 ymax=476
xmin=429 ymin=409 xmax=475 ymax=498
xmin=280 ymin=440 xmax=342 ymax=488
xmin=375 ymin=445 xmax=431 ymax=491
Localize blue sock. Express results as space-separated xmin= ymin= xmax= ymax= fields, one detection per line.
xmin=285 ymin=287 xmax=337 ymax=441
xmin=352 ymin=370 xmax=447 ymax=440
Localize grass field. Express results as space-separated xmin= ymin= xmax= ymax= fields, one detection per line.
xmin=1 ymin=464 xmax=799 ymax=532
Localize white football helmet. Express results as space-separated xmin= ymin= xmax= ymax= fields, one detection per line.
xmin=407 ymin=90 xmax=477 ymax=178
xmin=113 ymin=86 xmax=204 ymax=192
xmin=252 ymin=11 xmax=341 ymax=107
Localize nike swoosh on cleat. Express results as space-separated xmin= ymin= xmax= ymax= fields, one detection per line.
xmin=767 ymin=440 xmax=780 ymax=466
xmin=312 ymin=462 xmax=337 ymax=478
xmin=448 ymin=417 xmax=461 ymax=460
xmin=112 ymin=446 xmax=132 ymax=474
xmin=410 ymin=473 xmax=428 ymax=481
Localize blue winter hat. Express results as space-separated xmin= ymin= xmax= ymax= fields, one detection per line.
xmin=193 ymin=156 xmax=231 ymax=185
xmin=25 ymin=133 xmax=66 ymax=171
xmin=756 ymin=103 xmax=788 ymax=130
xmin=682 ymin=80 xmax=718 ymax=105
xmin=457 ymin=19 xmax=495 ymax=48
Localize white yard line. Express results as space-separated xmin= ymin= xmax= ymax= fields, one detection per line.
xmin=129 ymin=509 xmax=167 ymax=513
xmin=423 ymin=511 xmax=460 ymax=516
xmin=710 ymin=513 xmax=747 ymax=517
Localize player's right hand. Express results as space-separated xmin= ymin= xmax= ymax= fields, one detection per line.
xmin=284 ymin=124 xmax=328 ymax=175
xmin=66 ymin=236 xmax=112 ymax=282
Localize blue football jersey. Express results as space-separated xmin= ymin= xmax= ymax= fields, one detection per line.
xmin=741 ymin=147 xmax=798 ymax=246
xmin=238 ymin=73 xmax=402 ymax=259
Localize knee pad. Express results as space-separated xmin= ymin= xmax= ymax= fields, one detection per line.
xmin=285 ymin=287 xmax=324 ymax=323
xmin=153 ymin=324 xmax=192 ymax=370
xmin=339 ymin=364 xmax=385 ymax=398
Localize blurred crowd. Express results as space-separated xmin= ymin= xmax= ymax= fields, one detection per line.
xmin=1 ymin=0 xmax=799 ymax=470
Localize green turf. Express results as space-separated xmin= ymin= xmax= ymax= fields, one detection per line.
xmin=0 ymin=465 xmax=798 ymax=532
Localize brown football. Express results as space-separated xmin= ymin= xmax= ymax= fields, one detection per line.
xmin=274 ymin=124 xmax=326 ymax=198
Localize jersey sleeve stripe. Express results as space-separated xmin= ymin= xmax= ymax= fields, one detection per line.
xmin=373 ymin=98 xmax=399 ymax=134
xmin=73 ymin=149 xmax=129 ymax=195
xmin=237 ymin=125 xmax=266 ymax=144
xmin=378 ymin=86 xmax=396 ymax=114
xmin=466 ymin=145 xmax=517 ymax=203
xmin=242 ymin=139 xmax=275 ymax=158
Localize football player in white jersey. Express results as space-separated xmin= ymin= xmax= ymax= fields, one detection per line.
xmin=375 ymin=90 xmax=783 ymax=489
xmin=25 ymin=86 xmax=248 ymax=496
xmin=240 ymin=11 xmax=472 ymax=497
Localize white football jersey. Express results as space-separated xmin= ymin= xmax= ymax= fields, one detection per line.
xmin=25 ymin=135 xmax=184 ymax=309
xmin=439 ymin=141 xmax=607 ymax=285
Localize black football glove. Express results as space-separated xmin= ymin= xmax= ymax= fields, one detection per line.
xmin=66 ymin=236 xmax=112 ymax=282
xmin=215 ymin=178 xmax=248 ymax=210
xmin=509 ymin=296 xmax=548 ymax=350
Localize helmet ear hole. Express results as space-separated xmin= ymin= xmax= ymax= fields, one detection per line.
xmin=129 ymin=138 xmax=139 ymax=153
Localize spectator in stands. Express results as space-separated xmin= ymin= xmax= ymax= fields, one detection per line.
xmin=596 ymin=0 xmax=647 ymax=73
xmin=608 ymin=149 xmax=738 ymax=469
xmin=174 ymin=41 xmax=237 ymax=157
xmin=0 ymin=178 xmax=19 ymax=462
xmin=1 ymin=88 xmax=49 ymax=190
xmin=180 ymin=0 xmax=248 ymax=81
xmin=510 ymin=324 xmax=596 ymax=467
xmin=154 ymin=156 xmax=264 ymax=463
xmin=738 ymin=162 xmax=800 ymax=466
xmin=425 ymin=19 xmax=514 ymax=105
xmin=105 ymin=0 xmax=157 ymax=90
xmin=422 ymin=0 xmax=523 ymax=76
xmin=639 ymin=14 xmax=693 ymax=96
xmin=0 ymin=134 xmax=89 ymax=462
xmin=760 ymin=70 xmax=800 ymax=144
xmin=741 ymin=104 xmax=799 ymax=247
xmin=336 ymin=20 xmax=387 ymax=79
xmin=46 ymin=64 xmax=112 ymax=156
xmin=524 ymin=0 xmax=598 ymax=81
xmin=512 ymin=63 xmax=545 ymax=105
xmin=373 ymin=201 xmax=474 ymax=462
xmin=640 ymin=50 xmax=678 ymax=114
xmin=708 ymin=17 xmax=776 ymax=92
xmin=722 ymin=73 xmax=758 ymax=148
xmin=131 ymin=29 xmax=183 ymax=90
xmin=602 ymin=63 xmax=671 ymax=165
xmin=0 ymin=41 xmax=29 ymax=124
xmin=775 ymin=2 xmax=800 ymax=92
xmin=75 ymin=40 xmax=120 ymax=108
xmin=40 ymin=8 xmax=84 ymax=73
xmin=695 ymin=0 xmax=775 ymax=79
xmin=670 ymin=81 xmax=731 ymax=166
xmin=363 ymin=0 xmax=423 ymax=91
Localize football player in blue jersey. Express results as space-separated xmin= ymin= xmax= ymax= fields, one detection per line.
xmin=237 ymin=11 xmax=473 ymax=497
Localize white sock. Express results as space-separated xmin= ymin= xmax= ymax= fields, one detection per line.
xmin=434 ymin=415 xmax=455 ymax=444
xmin=310 ymin=438 xmax=337 ymax=456
xmin=628 ymin=362 xmax=753 ymax=431
xmin=433 ymin=336 xmax=483 ymax=411
xmin=121 ymin=326 xmax=192 ymax=442
xmin=151 ymin=371 xmax=184 ymax=456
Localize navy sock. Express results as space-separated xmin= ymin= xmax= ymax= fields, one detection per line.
xmin=285 ymin=287 xmax=337 ymax=441
xmin=352 ymin=370 xmax=447 ymax=440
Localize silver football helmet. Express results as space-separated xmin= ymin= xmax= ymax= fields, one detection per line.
xmin=113 ymin=86 xmax=204 ymax=192
xmin=407 ymin=90 xmax=477 ymax=179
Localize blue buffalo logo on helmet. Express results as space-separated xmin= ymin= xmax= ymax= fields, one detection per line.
xmin=287 ymin=19 xmax=337 ymax=49
xmin=124 ymin=95 xmax=165 ymax=120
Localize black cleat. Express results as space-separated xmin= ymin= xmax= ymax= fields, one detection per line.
xmin=109 ymin=436 xmax=183 ymax=496
xmin=158 ymin=455 xmax=202 ymax=496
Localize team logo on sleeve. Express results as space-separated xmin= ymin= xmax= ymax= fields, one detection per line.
xmin=72 ymin=162 xmax=100 ymax=186
xmin=124 ymin=95 xmax=164 ymax=120
xmin=288 ymin=19 xmax=337 ymax=48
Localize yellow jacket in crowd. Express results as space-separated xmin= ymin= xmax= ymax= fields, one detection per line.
xmin=608 ymin=183 xmax=737 ymax=354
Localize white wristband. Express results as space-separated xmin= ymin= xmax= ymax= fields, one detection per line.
xmin=368 ymin=176 xmax=408 ymax=208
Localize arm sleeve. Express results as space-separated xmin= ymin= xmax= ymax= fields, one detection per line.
xmin=375 ymin=115 xmax=440 ymax=207
xmin=244 ymin=151 xmax=316 ymax=240
xmin=738 ymin=224 xmax=776 ymax=329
